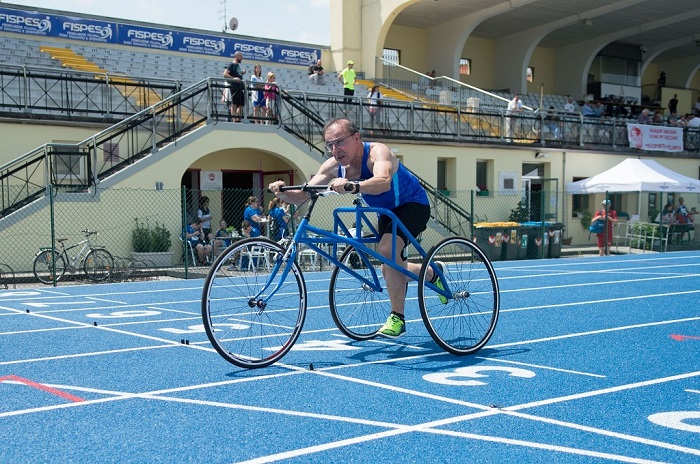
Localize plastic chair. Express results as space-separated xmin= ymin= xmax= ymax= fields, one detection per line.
xmin=179 ymin=237 xmax=197 ymax=265
xmin=240 ymin=245 xmax=270 ymax=271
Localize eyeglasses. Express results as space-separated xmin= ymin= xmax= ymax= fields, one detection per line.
xmin=324 ymin=132 xmax=356 ymax=152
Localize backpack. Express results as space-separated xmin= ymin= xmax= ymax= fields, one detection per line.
xmin=588 ymin=218 xmax=606 ymax=234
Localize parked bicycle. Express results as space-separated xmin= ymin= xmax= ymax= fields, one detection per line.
xmin=202 ymin=184 xmax=500 ymax=368
xmin=33 ymin=229 xmax=114 ymax=284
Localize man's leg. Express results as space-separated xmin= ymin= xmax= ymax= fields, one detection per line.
xmin=376 ymin=233 xmax=435 ymax=338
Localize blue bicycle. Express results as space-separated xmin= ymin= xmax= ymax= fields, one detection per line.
xmin=202 ymin=184 xmax=500 ymax=368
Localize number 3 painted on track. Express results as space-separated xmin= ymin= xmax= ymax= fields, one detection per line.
xmin=423 ymin=366 xmax=536 ymax=387
xmin=649 ymin=412 xmax=700 ymax=433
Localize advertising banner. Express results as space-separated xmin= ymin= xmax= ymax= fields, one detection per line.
xmin=627 ymin=123 xmax=684 ymax=153
xmin=0 ymin=6 xmax=320 ymax=67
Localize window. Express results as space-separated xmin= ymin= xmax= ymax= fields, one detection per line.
xmin=102 ymin=142 xmax=120 ymax=163
xmin=382 ymin=48 xmax=400 ymax=65
xmin=459 ymin=58 xmax=471 ymax=76
xmin=571 ymin=177 xmax=589 ymax=216
xmin=51 ymin=144 xmax=88 ymax=186
xmin=437 ymin=159 xmax=446 ymax=190
xmin=476 ymin=160 xmax=488 ymax=191
xmin=526 ymin=67 xmax=534 ymax=83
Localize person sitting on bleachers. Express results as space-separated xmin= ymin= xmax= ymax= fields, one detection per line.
xmin=308 ymin=59 xmax=324 ymax=85
xmin=581 ymin=101 xmax=597 ymax=117
xmin=563 ymin=97 xmax=576 ymax=113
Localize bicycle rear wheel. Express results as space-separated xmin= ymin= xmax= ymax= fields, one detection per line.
xmin=84 ymin=249 xmax=114 ymax=282
xmin=33 ymin=250 xmax=66 ymax=284
xmin=202 ymin=238 xmax=307 ymax=369
xmin=329 ymin=245 xmax=388 ymax=340
xmin=418 ymin=236 xmax=499 ymax=355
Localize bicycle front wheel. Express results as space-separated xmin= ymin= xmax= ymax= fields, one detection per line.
xmin=202 ymin=238 xmax=307 ymax=369
xmin=84 ymin=249 xmax=114 ymax=282
xmin=418 ymin=236 xmax=500 ymax=355
xmin=33 ymin=250 xmax=66 ymax=284
xmin=329 ymin=245 xmax=388 ymax=340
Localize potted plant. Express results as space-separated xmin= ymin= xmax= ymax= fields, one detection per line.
xmin=579 ymin=210 xmax=593 ymax=229
xmin=508 ymin=200 xmax=529 ymax=223
xmin=131 ymin=218 xmax=173 ymax=267
xmin=476 ymin=185 xmax=489 ymax=196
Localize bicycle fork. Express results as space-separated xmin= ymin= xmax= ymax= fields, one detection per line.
xmin=248 ymin=245 xmax=296 ymax=312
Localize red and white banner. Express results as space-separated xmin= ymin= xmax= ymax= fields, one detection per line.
xmin=627 ymin=124 xmax=683 ymax=152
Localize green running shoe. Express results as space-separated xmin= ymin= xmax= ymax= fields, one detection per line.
xmin=433 ymin=261 xmax=448 ymax=304
xmin=376 ymin=313 xmax=406 ymax=339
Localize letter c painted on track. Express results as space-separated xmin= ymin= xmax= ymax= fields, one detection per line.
xmin=648 ymin=411 xmax=700 ymax=433
xmin=423 ymin=366 xmax=536 ymax=387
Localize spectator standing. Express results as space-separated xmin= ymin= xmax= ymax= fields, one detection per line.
xmin=197 ymin=196 xmax=213 ymax=240
xmin=338 ymin=60 xmax=357 ymax=104
xmin=677 ymin=197 xmax=690 ymax=218
xmin=505 ymin=94 xmax=523 ymax=140
xmin=268 ymin=197 xmax=290 ymax=241
xmin=223 ymin=51 xmax=246 ymax=122
xmin=263 ymin=72 xmax=278 ymax=123
xmin=668 ymin=94 xmax=679 ymax=115
xmin=545 ymin=106 xmax=561 ymax=140
xmin=243 ymin=196 xmax=265 ymax=237
xmin=592 ymin=200 xmax=617 ymax=256
xmin=250 ymin=64 xmax=265 ymax=123
xmin=366 ymin=84 xmax=382 ymax=132
xmin=694 ymin=97 xmax=700 ymax=116
xmin=654 ymin=71 xmax=666 ymax=101
xmin=308 ymin=59 xmax=324 ymax=85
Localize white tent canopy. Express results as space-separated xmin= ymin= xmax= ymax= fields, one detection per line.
xmin=566 ymin=158 xmax=700 ymax=193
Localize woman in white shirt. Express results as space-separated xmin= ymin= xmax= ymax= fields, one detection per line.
xmin=367 ymin=84 xmax=382 ymax=131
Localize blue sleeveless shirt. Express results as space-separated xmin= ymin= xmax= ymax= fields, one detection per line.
xmin=339 ymin=142 xmax=429 ymax=209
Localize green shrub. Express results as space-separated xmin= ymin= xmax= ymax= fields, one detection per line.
xmin=132 ymin=218 xmax=172 ymax=253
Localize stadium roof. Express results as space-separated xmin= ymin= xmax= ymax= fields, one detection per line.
xmin=394 ymin=0 xmax=700 ymax=64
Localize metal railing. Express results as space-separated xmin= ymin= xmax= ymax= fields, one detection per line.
xmin=1 ymin=68 xmax=699 ymax=223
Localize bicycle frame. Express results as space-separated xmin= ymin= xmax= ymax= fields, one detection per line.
xmin=253 ymin=186 xmax=449 ymax=305
xmin=60 ymin=238 xmax=93 ymax=269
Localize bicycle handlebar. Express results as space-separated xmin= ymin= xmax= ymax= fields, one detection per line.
xmin=81 ymin=229 xmax=98 ymax=236
xmin=278 ymin=183 xmax=331 ymax=193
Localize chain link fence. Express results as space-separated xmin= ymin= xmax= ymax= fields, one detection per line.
xmin=5 ymin=185 xmax=687 ymax=287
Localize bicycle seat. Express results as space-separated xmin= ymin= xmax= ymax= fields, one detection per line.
xmin=57 ymin=238 xmax=68 ymax=243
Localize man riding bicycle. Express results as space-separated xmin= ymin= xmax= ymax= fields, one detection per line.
xmin=268 ymin=117 xmax=443 ymax=338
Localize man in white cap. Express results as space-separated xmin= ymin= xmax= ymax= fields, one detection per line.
xmin=338 ymin=60 xmax=357 ymax=104
xmin=591 ymin=199 xmax=617 ymax=256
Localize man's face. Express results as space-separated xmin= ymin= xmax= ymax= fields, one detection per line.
xmin=324 ymin=124 xmax=357 ymax=165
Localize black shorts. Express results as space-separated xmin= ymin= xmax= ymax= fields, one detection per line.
xmin=230 ymin=81 xmax=245 ymax=107
xmin=377 ymin=203 xmax=430 ymax=259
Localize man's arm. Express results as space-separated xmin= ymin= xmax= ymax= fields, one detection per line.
xmin=329 ymin=143 xmax=394 ymax=195
xmin=269 ymin=159 xmax=338 ymax=205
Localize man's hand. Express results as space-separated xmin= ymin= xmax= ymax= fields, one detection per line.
xmin=268 ymin=180 xmax=285 ymax=194
xmin=329 ymin=178 xmax=353 ymax=193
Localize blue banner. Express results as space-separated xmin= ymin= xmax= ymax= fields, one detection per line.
xmin=0 ymin=7 xmax=52 ymax=36
xmin=55 ymin=15 xmax=116 ymax=43
xmin=0 ymin=6 xmax=321 ymax=67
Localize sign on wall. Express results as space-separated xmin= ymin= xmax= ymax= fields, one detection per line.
xmin=0 ymin=6 xmax=320 ymax=66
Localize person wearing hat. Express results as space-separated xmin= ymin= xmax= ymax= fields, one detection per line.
xmin=591 ymin=199 xmax=617 ymax=256
xmin=338 ymin=60 xmax=357 ymax=104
